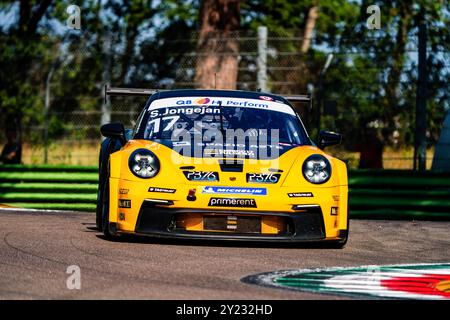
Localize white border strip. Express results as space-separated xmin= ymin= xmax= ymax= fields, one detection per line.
xmin=0 ymin=207 xmax=92 ymax=214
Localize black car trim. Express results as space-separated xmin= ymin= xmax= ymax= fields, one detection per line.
xmin=134 ymin=203 xmax=326 ymax=242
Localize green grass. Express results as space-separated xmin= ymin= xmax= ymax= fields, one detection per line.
xmin=350 ymin=196 xmax=450 ymax=211
xmin=0 ymin=192 xmax=97 ymax=203
xmin=349 ymin=189 xmax=450 ymax=198
xmin=348 ymin=176 xmax=450 ymax=188
xmin=6 ymin=202 xmax=97 ymax=212
xmin=0 ymin=164 xmax=98 ymax=172
xmin=0 ymin=182 xmax=97 ymax=193
xmin=0 ymin=171 xmax=98 ymax=183
xmin=350 ymin=209 xmax=450 ymax=220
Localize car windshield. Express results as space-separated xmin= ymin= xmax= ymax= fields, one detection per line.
xmin=141 ymin=104 xmax=308 ymax=145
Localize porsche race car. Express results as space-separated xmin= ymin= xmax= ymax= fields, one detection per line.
xmin=96 ymin=88 xmax=348 ymax=247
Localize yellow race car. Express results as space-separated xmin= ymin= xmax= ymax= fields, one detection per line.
xmin=96 ymin=88 xmax=348 ymax=247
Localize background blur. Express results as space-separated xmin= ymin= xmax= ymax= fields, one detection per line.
xmin=0 ymin=0 xmax=449 ymax=168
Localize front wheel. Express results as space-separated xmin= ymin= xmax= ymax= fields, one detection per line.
xmin=98 ymin=162 xmax=115 ymax=239
xmin=96 ymin=149 xmax=106 ymax=231
xmin=95 ymin=188 xmax=103 ymax=231
xmin=327 ymin=218 xmax=349 ymax=249
xmin=325 ymin=236 xmax=347 ymax=249
xmin=101 ymin=177 xmax=113 ymax=238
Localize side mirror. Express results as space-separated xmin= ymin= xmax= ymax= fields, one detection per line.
xmin=101 ymin=122 xmax=126 ymax=145
xmin=318 ymin=130 xmax=342 ymax=149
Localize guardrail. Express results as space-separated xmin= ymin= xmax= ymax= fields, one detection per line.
xmin=1 ymin=165 xmax=450 ymax=220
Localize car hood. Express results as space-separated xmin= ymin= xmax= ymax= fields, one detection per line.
xmin=111 ymin=139 xmax=345 ymax=188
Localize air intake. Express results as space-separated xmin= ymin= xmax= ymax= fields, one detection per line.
xmin=219 ymin=159 xmax=243 ymax=172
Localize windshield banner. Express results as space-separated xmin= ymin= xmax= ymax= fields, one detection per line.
xmin=148 ymin=96 xmax=295 ymax=115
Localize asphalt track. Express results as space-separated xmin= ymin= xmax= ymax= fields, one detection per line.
xmin=0 ymin=208 xmax=449 ymax=299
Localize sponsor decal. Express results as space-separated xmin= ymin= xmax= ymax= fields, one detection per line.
xmin=201 ymin=142 xmax=282 ymax=150
xmin=247 ymin=173 xmax=280 ymax=184
xmin=208 ymin=197 xmax=257 ymax=208
xmin=204 ymin=148 xmax=255 ymax=158
xmin=183 ymin=171 xmax=219 ymax=181
xmin=195 ymin=97 xmax=211 ymax=104
xmin=242 ymin=263 xmax=450 ymax=300
xmin=288 ymin=192 xmax=314 ymax=198
xmin=148 ymin=97 xmax=296 ymax=115
xmin=118 ymin=199 xmax=131 ymax=209
xmin=203 ymin=186 xmax=267 ymax=196
xmin=172 ymin=98 xmax=269 ymax=108
xmin=149 ymin=106 xmax=220 ymax=118
xmin=225 ymin=100 xmax=268 ymax=108
xmin=119 ymin=188 xmax=129 ymax=195
xmin=148 ymin=187 xmax=176 ymax=194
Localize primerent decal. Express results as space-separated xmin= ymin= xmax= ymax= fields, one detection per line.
xmin=208 ymin=198 xmax=257 ymax=208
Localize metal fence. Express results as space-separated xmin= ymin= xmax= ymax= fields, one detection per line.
xmin=4 ymin=28 xmax=447 ymax=168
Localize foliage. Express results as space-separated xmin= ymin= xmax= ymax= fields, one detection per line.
xmin=0 ymin=0 xmax=448 ymax=152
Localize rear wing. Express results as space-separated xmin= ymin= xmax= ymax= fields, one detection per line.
xmin=104 ymin=86 xmax=159 ymax=103
xmin=104 ymin=85 xmax=311 ymax=107
xmin=283 ymin=95 xmax=312 ymax=110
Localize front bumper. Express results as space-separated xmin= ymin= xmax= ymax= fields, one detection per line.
xmin=112 ymin=201 xmax=334 ymax=242
xmin=109 ymin=178 xmax=348 ymax=242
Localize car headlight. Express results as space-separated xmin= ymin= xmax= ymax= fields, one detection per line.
xmin=128 ymin=149 xmax=160 ymax=179
xmin=302 ymin=154 xmax=331 ymax=184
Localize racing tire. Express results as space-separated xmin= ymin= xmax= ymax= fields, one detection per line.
xmin=98 ymin=161 xmax=115 ymax=239
xmin=101 ymin=175 xmax=113 ymax=238
xmin=96 ymin=188 xmax=103 ymax=231
xmin=95 ymin=150 xmax=104 ymax=231
xmin=326 ymin=211 xmax=350 ymax=249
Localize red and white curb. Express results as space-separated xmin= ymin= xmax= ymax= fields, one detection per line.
xmin=242 ymin=263 xmax=450 ymax=299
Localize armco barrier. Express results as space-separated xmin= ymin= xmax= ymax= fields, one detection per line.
xmin=1 ymin=165 xmax=450 ymax=220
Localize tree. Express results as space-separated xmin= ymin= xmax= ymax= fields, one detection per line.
xmin=0 ymin=0 xmax=55 ymax=141
xmin=334 ymin=0 xmax=450 ymax=148
xmin=195 ymin=0 xmax=240 ymax=89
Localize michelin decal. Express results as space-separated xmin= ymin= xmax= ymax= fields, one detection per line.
xmin=203 ymin=186 xmax=267 ymax=196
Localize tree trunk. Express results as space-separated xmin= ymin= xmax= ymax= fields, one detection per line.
xmin=19 ymin=0 xmax=53 ymax=36
xmin=280 ymin=4 xmax=317 ymax=96
xmin=384 ymin=2 xmax=413 ymax=126
xmin=14 ymin=0 xmax=53 ymax=143
xmin=301 ymin=5 xmax=318 ymax=53
xmin=195 ymin=0 xmax=240 ymax=89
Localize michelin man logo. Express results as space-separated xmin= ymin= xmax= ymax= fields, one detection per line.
xmin=203 ymin=187 xmax=215 ymax=194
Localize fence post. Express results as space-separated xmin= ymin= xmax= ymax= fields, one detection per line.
xmin=44 ymin=66 xmax=54 ymax=165
xmin=101 ymin=30 xmax=112 ymax=128
xmin=44 ymin=47 xmax=61 ymax=164
xmin=257 ymin=26 xmax=268 ymax=92
xmin=316 ymin=53 xmax=334 ymax=139
xmin=414 ymin=23 xmax=427 ymax=171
